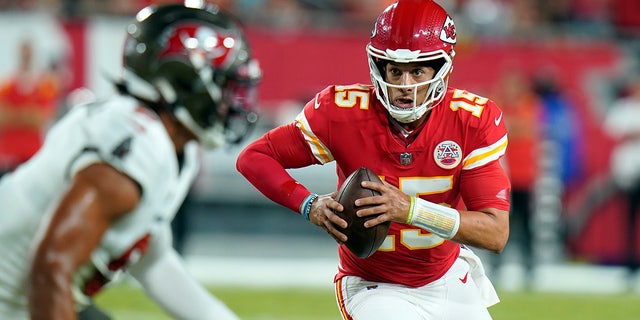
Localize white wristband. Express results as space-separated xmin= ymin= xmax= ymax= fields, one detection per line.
xmin=406 ymin=197 xmax=460 ymax=239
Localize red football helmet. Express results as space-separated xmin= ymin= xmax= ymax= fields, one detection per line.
xmin=367 ymin=0 xmax=456 ymax=123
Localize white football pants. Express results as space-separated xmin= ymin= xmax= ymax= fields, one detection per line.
xmin=335 ymin=246 xmax=498 ymax=320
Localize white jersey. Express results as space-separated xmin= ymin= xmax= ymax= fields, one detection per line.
xmin=0 ymin=95 xmax=200 ymax=317
xmin=603 ymin=97 xmax=640 ymax=190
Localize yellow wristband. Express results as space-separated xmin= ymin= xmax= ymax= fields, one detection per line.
xmin=406 ymin=196 xmax=416 ymax=224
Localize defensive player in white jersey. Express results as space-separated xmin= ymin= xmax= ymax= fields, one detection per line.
xmin=237 ymin=1 xmax=510 ymax=319
xmin=0 ymin=3 xmax=261 ymax=319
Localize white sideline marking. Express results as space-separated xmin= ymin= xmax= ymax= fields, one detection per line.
xmin=185 ymin=255 xmax=338 ymax=289
xmin=184 ymin=255 xmax=639 ymax=294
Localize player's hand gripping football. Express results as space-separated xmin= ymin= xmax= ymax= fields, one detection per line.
xmin=307 ymin=193 xmax=349 ymax=243
xmin=354 ymin=180 xmax=412 ymax=227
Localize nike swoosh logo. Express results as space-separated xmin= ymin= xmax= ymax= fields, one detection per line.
xmin=494 ymin=112 xmax=503 ymax=126
xmin=459 ymin=272 xmax=469 ymax=284
xmin=314 ymin=94 xmax=321 ymax=109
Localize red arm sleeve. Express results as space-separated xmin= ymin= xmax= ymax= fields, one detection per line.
xmin=236 ymin=122 xmax=320 ymax=213
xmin=460 ymin=160 xmax=511 ymax=211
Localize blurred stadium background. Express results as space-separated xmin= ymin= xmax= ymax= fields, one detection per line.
xmin=2 ymin=0 xmax=640 ymax=318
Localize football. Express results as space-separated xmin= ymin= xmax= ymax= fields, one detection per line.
xmin=333 ymin=167 xmax=390 ymax=258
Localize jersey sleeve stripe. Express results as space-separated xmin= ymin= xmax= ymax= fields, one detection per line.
xmin=295 ymin=111 xmax=334 ymax=164
xmin=462 ymin=134 xmax=508 ymax=170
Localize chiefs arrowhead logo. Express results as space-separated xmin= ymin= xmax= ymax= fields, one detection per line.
xmin=440 ymin=16 xmax=456 ymax=44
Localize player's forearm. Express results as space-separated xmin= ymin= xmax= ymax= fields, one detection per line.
xmin=405 ymin=197 xmax=508 ymax=253
xmin=236 ymin=137 xmax=311 ymax=213
xmin=131 ymin=245 xmax=240 ymax=320
xmin=28 ymin=260 xmax=77 ymax=320
xmin=452 ymin=208 xmax=509 ymax=253
xmin=28 ymin=173 xmax=122 ymax=319
xmin=28 ymin=211 xmax=81 ymax=319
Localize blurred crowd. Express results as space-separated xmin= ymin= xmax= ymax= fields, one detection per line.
xmin=0 ymin=0 xmax=638 ymax=38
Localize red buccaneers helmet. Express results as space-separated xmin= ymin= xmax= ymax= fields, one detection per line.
xmin=367 ymin=0 xmax=456 ymax=123
xmin=122 ymin=2 xmax=261 ymax=148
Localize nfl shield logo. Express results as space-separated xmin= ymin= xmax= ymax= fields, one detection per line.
xmin=400 ymin=152 xmax=413 ymax=166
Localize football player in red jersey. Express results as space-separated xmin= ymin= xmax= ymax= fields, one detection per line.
xmin=236 ymin=0 xmax=510 ymax=319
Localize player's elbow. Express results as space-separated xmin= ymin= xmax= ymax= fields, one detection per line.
xmin=488 ymin=228 xmax=509 ymax=254
xmin=235 ymin=148 xmax=249 ymax=175
xmin=235 ymin=137 xmax=262 ymax=174
xmin=479 ymin=208 xmax=509 ymax=253
xmin=236 ymin=142 xmax=260 ymax=177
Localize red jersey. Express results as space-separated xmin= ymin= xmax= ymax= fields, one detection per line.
xmin=237 ymin=84 xmax=510 ymax=287
xmin=0 ymin=74 xmax=58 ymax=168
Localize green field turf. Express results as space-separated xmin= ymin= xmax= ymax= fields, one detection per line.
xmin=95 ymin=283 xmax=640 ymax=319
